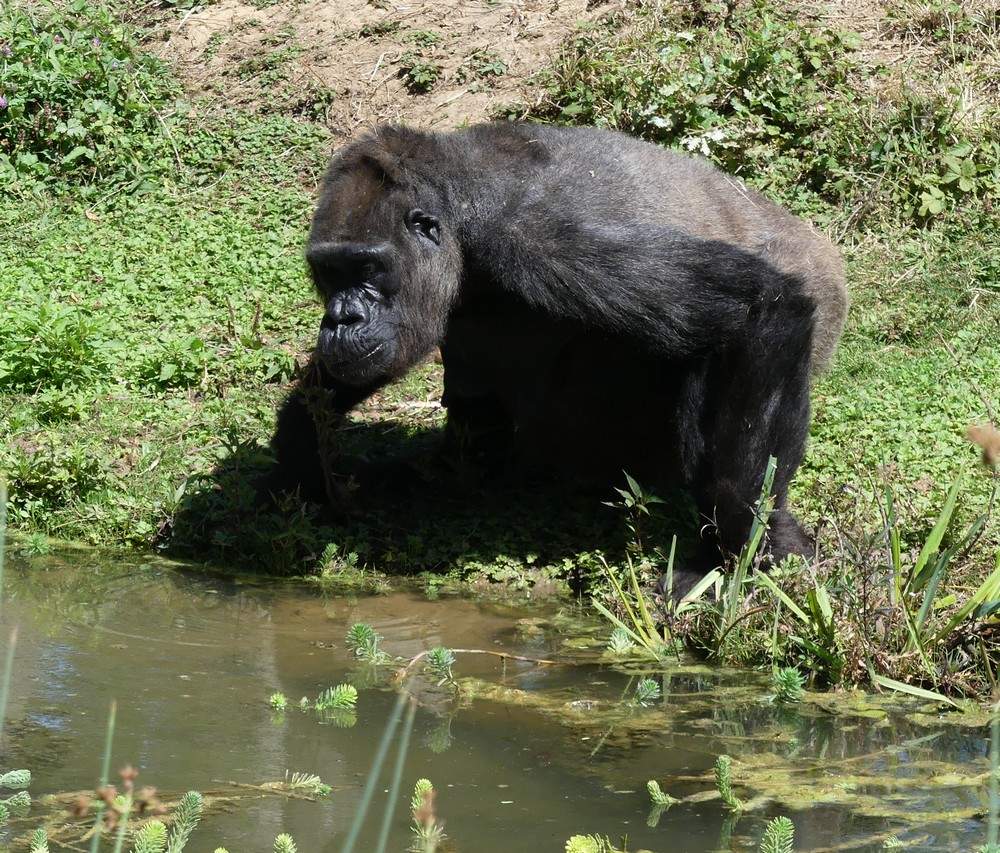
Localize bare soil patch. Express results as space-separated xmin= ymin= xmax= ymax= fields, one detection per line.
xmin=154 ymin=0 xmax=598 ymax=137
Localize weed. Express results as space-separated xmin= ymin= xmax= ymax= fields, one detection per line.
xmin=268 ymin=692 xmax=288 ymax=711
xmin=564 ymin=837 xmax=622 ymax=853
xmin=457 ymin=50 xmax=507 ymax=83
xmin=758 ymin=816 xmax=795 ymax=853
xmin=0 ymin=1 xmax=180 ymax=190
xmin=423 ymin=648 xmax=456 ymax=686
xmin=314 ymin=684 xmax=358 ymax=712
xmin=283 ymin=771 xmax=331 ymax=797
xmin=410 ymin=778 xmax=445 ymax=852
xmin=403 ymin=30 xmax=442 ymax=48
xmin=645 ymin=779 xmax=677 ymax=807
xmin=632 ymin=678 xmax=661 ymax=705
xmin=346 ymin=622 xmax=391 ymax=664
xmin=398 ymin=53 xmax=441 ymax=93
xmin=606 ymin=626 xmax=635 ymax=656
xmin=770 ymin=667 xmax=806 ymax=704
xmin=714 ymin=755 xmax=743 ymax=812
xmin=273 ymin=835 xmax=297 ymax=853
xmin=530 ymin=1 xmax=999 ymax=226
xmin=359 ymin=21 xmax=401 ymax=38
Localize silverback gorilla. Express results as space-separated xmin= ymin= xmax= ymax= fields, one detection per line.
xmin=269 ymin=122 xmax=848 ymax=586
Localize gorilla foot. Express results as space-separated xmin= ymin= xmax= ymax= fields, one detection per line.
xmin=768 ymin=509 xmax=814 ymax=564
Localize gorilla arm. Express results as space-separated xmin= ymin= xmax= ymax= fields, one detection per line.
xmin=266 ymin=360 xmax=387 ymax=505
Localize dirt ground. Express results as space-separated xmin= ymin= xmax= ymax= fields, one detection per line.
xmin=154 ymin=0 xmax=602 ymax=138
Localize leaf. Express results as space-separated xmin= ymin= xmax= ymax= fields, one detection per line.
xmin=911 ymin=472 xmax=963 ymax=587
xmin=755 ymin=571 xmax=810 ymax=623
xmin=871 ymin=673 xmax=959 ymax=708
xmin=61 ymin=145 xmax=94 ymax=164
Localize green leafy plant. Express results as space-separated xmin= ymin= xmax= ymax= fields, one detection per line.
xmin=268 ymin=692 xmax=288 ymax=711
xmin=633 ymin=678 xmax=662 ymax=705
xmin=564 ymin=836 xmax=622 ymax=853
xmin=759 ymin=816 xmax=795 ymax=853
xmin=284 ymin=771 xmax=331 ymax=797
xmin=315 ymin=684 xmax=358 ymax=712
xmin=29 ymin=828 xmax=49 ymax=853
xmin=592 ymin=552 xmax=673 ymax=660
xmin=423 ymin=647 xmax=456 ymax=685
xmin=403 ymin=30 xmax=441 ymax=47
xmin=603 ymin=472 xmax=664 ymax=556
xmin=0 ymin=767 xmax=31 ymax=827
xmin=273 ymin=834 xmax=297 ymax=853
xmin=132 ymin=821 xmax=168 ymax=853
xmin=0 ymin=0 xmax=180 ymax=189
xmin=606 ymin=626 xmax=635 ymax=656
xmin=714 ymin=755 xmax=743 ymax=812
xmin=410 ymin=777 xmax=445 ymax=852
xmin=399 ymin=53 xmax=441 ymax=93
xmin=346 ymin=622 xmax=390 ymax=664
xmin=165 ymin=791 xmax=203 ymax=853
xmin=771 ymin=666 xmax=806 ymax=704
xmin=646 ymin=779 xmax=677 ymax=806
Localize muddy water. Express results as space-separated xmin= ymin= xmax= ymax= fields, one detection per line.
xmin=0 ymin=548 xmax=994 ymax=852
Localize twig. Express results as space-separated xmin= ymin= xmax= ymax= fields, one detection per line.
xmin=715 ymin=605 xmax=770 ymax=650
xmin=393 ymin=648 xmax=559 ymax=683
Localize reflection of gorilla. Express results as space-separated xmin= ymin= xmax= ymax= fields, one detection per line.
xmin=269 ymin=122 xmax=848 ymax=582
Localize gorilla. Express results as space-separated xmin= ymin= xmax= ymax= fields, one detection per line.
xmin=269 ymin=122 xmax=847 ymax=585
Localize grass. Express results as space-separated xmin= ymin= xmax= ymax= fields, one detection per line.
xmin=1 ymin=0 xmax=999 ymax=695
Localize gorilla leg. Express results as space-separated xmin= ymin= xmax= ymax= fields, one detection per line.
xmin=684 ymin=292 xmax=816 ymax=562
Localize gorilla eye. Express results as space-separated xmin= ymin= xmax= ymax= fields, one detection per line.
xmin=405 ymin=208 xmax=441 ymax=246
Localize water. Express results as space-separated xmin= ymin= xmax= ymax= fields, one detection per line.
xmin=0 ymin=547 xmax=993 ymax=852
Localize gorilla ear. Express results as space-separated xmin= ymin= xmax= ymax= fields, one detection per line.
xmin=406 ymin=208 xmax=441 ymax=246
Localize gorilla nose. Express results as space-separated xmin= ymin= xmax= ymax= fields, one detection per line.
xmin=326 ymin=290 xmax=370 ymax=327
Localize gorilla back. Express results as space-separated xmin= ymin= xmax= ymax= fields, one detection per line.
xmin=271 ymin=122 xmax=848 ymax=577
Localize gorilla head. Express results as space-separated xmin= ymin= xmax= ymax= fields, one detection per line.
xmin=305 ymin=133 xmax=460 ymax=386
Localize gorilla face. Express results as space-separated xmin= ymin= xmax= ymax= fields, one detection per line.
xmin=306 ymin=239 xmax=404 ymax=385
xmin=306 ymin=155 xmax=456 ymax=387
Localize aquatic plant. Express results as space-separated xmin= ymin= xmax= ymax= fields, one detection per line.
xmin=273 ymin=834 xmax=297 ymax=853
xmin=564 ymin=836 xmax=621 ymax=853
xmin=633 ymin=678 xmax=661 ymax=705
xmin=771 ymin=667 xmax=806 ymax=704
xmin=423 ymin=648 xmax=456 ymax=685
xmin=346 ymin=622 xmax=391 ymax=664
xmin=268 ymin=692 xmax=288 ymax=711
xmin=283 ymin=771 xmax=331 ymax=797
xmin=410 ymin=777 xmax=445 ymax=852
xmin=132 ymin=821 xmax=167 ymax=853
xmin=0 ymin=769 xmax=30 ymax=788
xmin=165 ymin=792 xmax=203 ymax=853
xmin=646 ymin=779 xmax=677 ymax=806
xmin=315 ymin=684 xmax=358 ymax=712
xmin=0 ymin=766 xmax=31 ymax=827
xmin=30 ymin=828 xmax=49 ymax=853
xmin=714 ymin=755 xmax=743 ymax=812
xmin=606 ymin=627 xmax=635 ymax=656
xmin=758 ymin=816 xmax=794 ymax=853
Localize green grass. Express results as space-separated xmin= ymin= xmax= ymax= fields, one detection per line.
xmin=2 ymin=0 xmax=999 ymax=690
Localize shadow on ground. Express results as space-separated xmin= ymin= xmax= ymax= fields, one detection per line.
xmin=164 ymin=418 xmax=700 ymax=584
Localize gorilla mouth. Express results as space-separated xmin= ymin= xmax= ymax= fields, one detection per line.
xmin=325 ymin=341 xmax=384 ymax=368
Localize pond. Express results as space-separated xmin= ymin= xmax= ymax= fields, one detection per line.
xmin=0 ymin=547 xmax=994 ymax=852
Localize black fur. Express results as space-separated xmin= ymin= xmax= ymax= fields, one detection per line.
xmin=268 ymin=122 xmax=848 ymax=582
